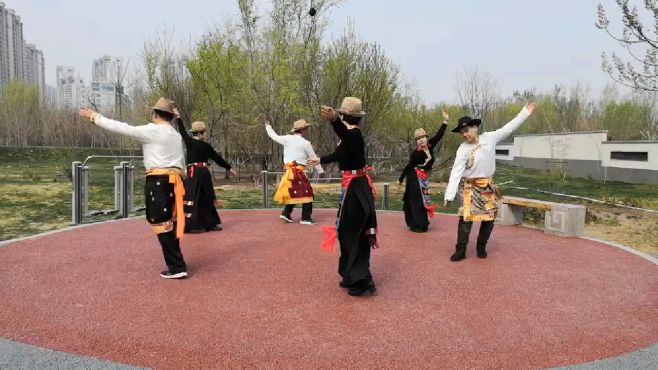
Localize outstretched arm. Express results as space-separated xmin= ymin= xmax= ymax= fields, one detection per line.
xmin=489 ymin=103 xmax=536 ymax=144
xmin=429 ymin=108 xmax=450 ymax=147
xmin=174 ymin=117 xmax=194 ymax=146
xmin=320 ymin=105 xmax=349 ymax=139
xmin=206 ymin=144 xmax=231 ymax=170
xmin=265 ymin=121 xmax=289 ymax=145
xmin=319 ymin=150 xmax=339 ymax=165
xmin=79 ymin=107 xmax=152 ymax=143
xmin=428 ymin=124 xmax=448 ymax=147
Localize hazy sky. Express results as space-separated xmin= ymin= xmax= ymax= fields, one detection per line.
xmin=8 ymin=0 xmax=635 ymax=103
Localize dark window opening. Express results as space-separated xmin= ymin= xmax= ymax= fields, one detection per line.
xmin=496 ymin=149 xmax=509 ymax=155
xmin=610 ymin=151 xmax=648 ymax=161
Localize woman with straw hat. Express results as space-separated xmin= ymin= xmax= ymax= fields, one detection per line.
xmin=308 ymin=97 xmax=378 ymax=297
xmin=444 ymin=102 xmax=537 ymax=261
xmin=174 ymin=114 xmax=236 ymax=233
xmin=265 ymin=118 xmax=324 ymax=224
xmin=398 ymin=108 xmax=450 ymax=232
xmin=79 ymin=98 xmax=188 ymax=279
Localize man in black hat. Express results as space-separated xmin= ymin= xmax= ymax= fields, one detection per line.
xmin=444 ymin=103 xmax=536 ymax=261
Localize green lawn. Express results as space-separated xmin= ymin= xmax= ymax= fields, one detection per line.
xmin=1 ymin=147 xmax=656 ymax=245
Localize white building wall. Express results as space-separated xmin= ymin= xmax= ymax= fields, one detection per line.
xmin=512 ymin=131 xmax=609 ymax=161
xmin=495 ymin=143 xmax=514 ymax=161
xmin=601 ymin=142 xmax=658 ymax=171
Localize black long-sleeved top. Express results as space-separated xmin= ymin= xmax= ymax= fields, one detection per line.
xmin=320 ymin=117 xmax=366 ymax=170
xmin=399 ymin=124 xmax=447 ymax=183
xmin=175 ymin=118 xmax=231 ymax=170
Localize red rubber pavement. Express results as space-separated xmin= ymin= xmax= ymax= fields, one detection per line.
xmin=0 ymin=209 xmax=656 ymax=369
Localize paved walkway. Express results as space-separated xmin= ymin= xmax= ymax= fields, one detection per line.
xmin=0 ymin=210 xmax=656 ymax=369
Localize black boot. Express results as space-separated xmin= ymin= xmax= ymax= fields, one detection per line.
xmin=348 ymin=279 xmax=377 ymax=296
xmin=450 ymin=245 xmax=467 ymax=261
xmin=476 ymin=221 xmax=494 ymax=259
xmin=451 ymin=217 xmax=472 ymax=262
xmin=476 ymin=243 xmax=487 ymax=258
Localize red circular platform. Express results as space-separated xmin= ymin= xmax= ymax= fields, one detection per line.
xmin=0 ymin=209 xmax=656 ymax=369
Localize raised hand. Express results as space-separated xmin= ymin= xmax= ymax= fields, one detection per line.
xmin=525 ymin=102 xmax=537 ymax=114
xmin=229 ymin=168 xmax=237 ymax=177
xmin=78 ymin=107 xmax=95 ymax=120
xmin=441 ymin=107 xmax=450 ymax=123
xmin=320 ymin=105 xmax=337 ymax=121
xmin=264 ymin=120 xmax=271 ymax=127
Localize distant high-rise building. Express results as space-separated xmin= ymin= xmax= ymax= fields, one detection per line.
xmin=0 ymin=2 xmax=10 ymax=87
xmin=92 ymin=55 xmax=123 ymax=84
xmin=91 ymin=55 xmax=123 ymax=114
xmin=44 ymin=84 xmax=57 ymax=107
xmin=24 ymin=43 xmax=45 ymax=100
xmin=0 ymin=2 xmax=46 ymax=100
xmin=5 ymin=7 xmax=24 ymax=82
xmin=56 ymin=66 xmax=88 ymax=109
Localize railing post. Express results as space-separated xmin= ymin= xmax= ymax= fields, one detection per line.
xmin=120 ymin=161 xmax=133 ymax=218
xmin=72 ymin=161 xmax=89 ymax=224
xmin=113 ymin=163 xmax=123 ymax=213
xmin=261 ymin=170 xmax=269 ymax=208
xmin=382 ymin=183 xmax=389 ymax=210
xmin=72 ymin=161 xmax=82 ymax=224
xmin=113 ymin=161 xmax=135 ymax=218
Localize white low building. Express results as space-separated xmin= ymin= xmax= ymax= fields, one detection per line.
xmin=496 ymin=131 xmax=658 ymax=185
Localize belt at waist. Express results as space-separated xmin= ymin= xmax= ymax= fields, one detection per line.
xmin=341 ymin=168 xmax=368 ymax=176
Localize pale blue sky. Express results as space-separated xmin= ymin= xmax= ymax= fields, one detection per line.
xmin=8 ymin=0 xmax=634 ymax=103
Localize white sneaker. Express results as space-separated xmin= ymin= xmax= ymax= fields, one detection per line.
xmin=280 ymin=214 xmax=294 ymax=223
xmin=300 ymin=219 xmax=318 ymax=225
xmin=160 ymin=271 xmax=188 ymax=279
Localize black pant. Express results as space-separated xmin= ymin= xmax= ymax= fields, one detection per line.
xmin=146 ymin=175 xmax=187 ymax=273
xmin=282 ymin=202 xmax=313 ymax=220
xmin=157 ymin=231 xmax=187 ymax=273
xmin=456 ymin=217 xmax=495 ymax=248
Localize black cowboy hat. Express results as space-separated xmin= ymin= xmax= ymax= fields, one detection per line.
xmin=451 ymin=116 xmax=482 ymax=133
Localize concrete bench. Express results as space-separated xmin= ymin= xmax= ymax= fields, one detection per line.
xmin=497 ymin=196 xmax=586 ymax=237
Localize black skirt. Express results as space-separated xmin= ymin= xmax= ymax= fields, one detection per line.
xmin=183 ymin=166 xmax=221 ymax=232
xmin=402 ymin=170 xmax=429 ymax=232
xmin=337 ymin=176 xmax=377 ymax=286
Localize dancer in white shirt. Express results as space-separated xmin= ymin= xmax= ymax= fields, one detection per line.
xmin=266 ymin=119 xmax=324 ymax=224
xmin=79 ymin=98 xmax=189 ymax=279
xmin=444 ymin=102 xmax=537 ymax=261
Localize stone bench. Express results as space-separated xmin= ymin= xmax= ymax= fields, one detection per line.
xmin=497 ymin=196 xmax=586 ymax=237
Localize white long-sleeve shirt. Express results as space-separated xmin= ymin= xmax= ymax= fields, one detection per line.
xmin=265 ymin=125 xmax=324 ymax=174
xmin=94 ymin=115 xmax=186 ymax=171
xmin=444 ymin=107 xmax=531 ymax=201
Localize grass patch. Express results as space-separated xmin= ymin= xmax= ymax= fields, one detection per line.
xmin=1 ymin=147 xmax=656 ymax=255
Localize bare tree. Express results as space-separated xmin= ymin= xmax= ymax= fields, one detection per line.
xmin=596 ymin=0 xmax=658 ymax=91
xmin=453 ymin=67 xmax=500 ymax=119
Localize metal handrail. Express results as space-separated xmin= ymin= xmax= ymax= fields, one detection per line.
xmin=81 ymin=155 xmax=143 ymax=167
